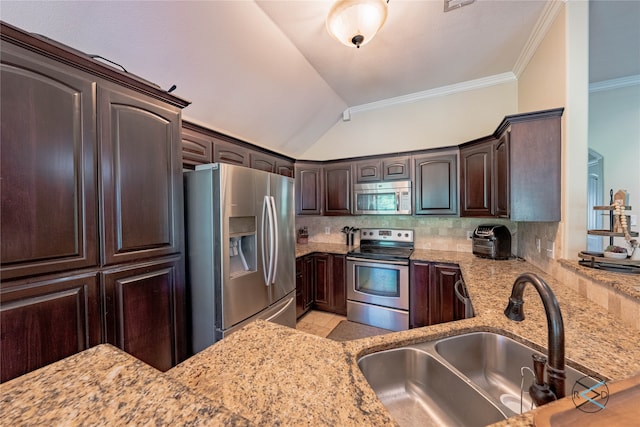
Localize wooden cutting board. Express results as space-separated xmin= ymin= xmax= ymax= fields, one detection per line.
xmin=534 ymin=374 xmax=640 ymax=426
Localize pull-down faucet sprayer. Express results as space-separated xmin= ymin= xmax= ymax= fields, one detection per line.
xmin=504 ymin=273 xmax=566 ymax=406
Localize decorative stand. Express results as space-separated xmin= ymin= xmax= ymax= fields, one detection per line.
xmin=579 ymin=189 xmax=639 ymax=273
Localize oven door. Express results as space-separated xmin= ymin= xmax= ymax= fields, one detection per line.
xmin=346 ymin=257 xmax=409 ymax=310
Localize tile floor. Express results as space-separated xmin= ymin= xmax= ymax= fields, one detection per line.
xmin=296 ymin=310 xmax=346 ymax=338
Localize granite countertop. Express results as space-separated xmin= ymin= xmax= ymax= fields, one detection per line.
xmin=3 ymin=248 xmax=640 ymax=426
xmin=558 ymin=258 xmax=640 ymax=300
xmin=0 ymin=344 xmax=251 ymax=426
xmin=169 ymin=249 xmax=640 ymax=426
xmin=295 ymin=241 xmax=352 ymax=257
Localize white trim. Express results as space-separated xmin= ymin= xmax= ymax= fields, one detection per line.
xmin=513 ymin=0 xmax=565 ymax=78
xmin=342 ymin=72 xmax=516 ymax=121
xmin=590 ymin=75 xmax=640 ymax=92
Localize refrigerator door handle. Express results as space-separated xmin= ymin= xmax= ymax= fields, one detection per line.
xmin=261 ymin=195 xmax=270 ymax=286
xmin=269 ymin=196 xmax=278 ymax=284
xmin=262 ymin=195 xmax=276 ymax=286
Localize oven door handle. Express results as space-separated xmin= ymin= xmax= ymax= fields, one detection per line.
xmin=346 ymin=256 xmax=409 ymax=266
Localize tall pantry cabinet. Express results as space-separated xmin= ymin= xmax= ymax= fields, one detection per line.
xmin=0 ymin=23 xmax=189 ymax=382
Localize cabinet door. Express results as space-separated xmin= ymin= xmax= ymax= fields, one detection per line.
xmin=99 ymin=87 xmax=183 ymax=266
xmin=494 ymin=132 xmax=510 ymax=218
xmin=103 ymin=257 xmax=184 ymax=372
xmin=250 ymin=151 xmax=276 ymax=173
xmin=414 ymin=153 xmax=458 ymax=215
xmin=0 ymin=273 xmax=100 ymax=382
xmin=181 ymin=126 xmax=213 ymax=167
xmin=295 ymin=165 xmax=322 ymax=215
xmin=331 ymin=254 xmax=347 ymax=316
xmin=460 ymin=140 xmax=494 ymax=217
xmin=296 ymin=258 xmax=305 ymax=318
xmin=409 ymin=261 xmax=431 ymax=328
xmin=429 ymin=264 xmax=463 ymax=325
xmin=324 ymin=164 xmax=352 ymax=216
xmin=213 ymin=139 xmax=249 ymax=167
xmin=0 ymin=47 xmax=98 ymax=280
xmin=303 ymin=255 xmax=315 ymax=311
xmin=275 ymin=159 xmax=295 ymax=178
xmin=382 ymin=156 xmax=411 ymax=181
xmin=313 ymin=254 xmax=331 ymax=311
xmin=355 ymin=160 xmax=382 ymax=183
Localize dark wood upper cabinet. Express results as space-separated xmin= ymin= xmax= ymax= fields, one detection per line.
xmin=250 ymin=152 xmax=276 ymax=173
xmin=275 ymin=160 xmax=295 ymax=178
xmin=324 ymin=163 xmax=352 ymax=216
xmin=413 ymin=152 xmax=458 ymax=215
xmin=181 ymin=126 xmax=213 ymax=167
xmin=354 ymin=155 xmax=410 ymax=183
xmin=499 ymin=109 xmax=562 ymax=221
xmin=382 ymin=156 xmax=411 ymax=181
xmin=494 ymin=132 xmax=510 ymax=218
xmin=1 ymin=23 xmax=188 ymax=378
xmin=0 ymin=45 xmax=98 ymax=281
xmin=0 ymin=273 xmax=101 ymax=382
xmin=355 ymin=160 xmax=382 ymax=183
xmin=99 ymin=87 xmax=183 ymax=266
xmin=213 ymin=138 xmax=249 ymax=167
xmin=295 ymin=164 xmax=323 ymax=215
xmin=460 ymin=137 xmax=496 ymax=217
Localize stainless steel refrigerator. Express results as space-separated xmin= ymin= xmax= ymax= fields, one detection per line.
xmin=185 ymin=163 xmax=296 ymax=354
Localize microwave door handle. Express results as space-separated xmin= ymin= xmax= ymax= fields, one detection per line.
xmin=396 ymin=192 xmax=400 ymax=211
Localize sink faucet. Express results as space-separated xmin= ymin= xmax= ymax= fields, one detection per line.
xmin=504 ymin=272 xmax=566 ymax=406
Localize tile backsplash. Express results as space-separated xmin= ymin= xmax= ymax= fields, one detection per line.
xmin=295 ymin=215 xmax=519 ymax=254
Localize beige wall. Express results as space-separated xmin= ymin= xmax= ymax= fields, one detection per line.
xmin=300 ymin=81 xmax=518 ymax=160
xmin=516 ymin=2 xmax=589 ymax=269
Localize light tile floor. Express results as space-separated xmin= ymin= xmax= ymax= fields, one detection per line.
xmin=296 ymin=310 xmax=346 ymax=338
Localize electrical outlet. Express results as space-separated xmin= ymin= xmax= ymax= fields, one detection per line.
xmin=546 ymin=240 xmax=554 ymax=259
xmin=535 ymin=237 xmax=541 ymax=253
xmin=631 ymin=215 xmax=638 ymax=227
xmin=324 ymin=226 xmax=331 ymax=235
xmin=466 ymin=230 xmax=473 ymax=240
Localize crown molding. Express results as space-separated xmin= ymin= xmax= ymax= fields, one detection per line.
xmin=590 ymin=75 xmax=640 ymax=92
xmin=512 ymin=0 xmax=565 ymax=78
xmin=342 ymin=72 xmax=516 ymax=121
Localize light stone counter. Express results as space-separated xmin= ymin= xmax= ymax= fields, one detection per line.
xmin=3 ymin=250 xmax=639 ymax=426
xmin=168 ymin=249 xmax=640 ymax=427
xmin=0 ymin=344 xmax=251 ymax=426
xmin=295 ymin=241 xmax=352 ymax=257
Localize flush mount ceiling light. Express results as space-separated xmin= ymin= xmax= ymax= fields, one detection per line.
xmin=326 ymin=0 xmax=389 ymax=48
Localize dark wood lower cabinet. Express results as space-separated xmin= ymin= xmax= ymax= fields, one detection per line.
xmin=410 ymin=261 xmax=465 ymax=328
xmin=102 ymin=257 xmax=184 ymax=372
xmin=0 ymin=273 xmax=101 ymax=382
xmin=313 ymin=253 xmax=347 ymax=315
xmin=296 ymin=253 xmax=346 ymax=317
xmin=296 ymin=256 xmax=314 ymax=319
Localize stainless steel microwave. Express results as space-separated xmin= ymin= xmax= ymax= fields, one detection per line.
xmin=353 ymin=181 xmax=412 ymax=215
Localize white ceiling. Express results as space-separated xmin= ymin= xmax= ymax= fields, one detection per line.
xmin=1 ymin=1 xmax=638 ymax=158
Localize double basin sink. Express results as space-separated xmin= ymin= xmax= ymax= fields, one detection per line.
xmin=358 ymin=331 xmax=596 ymax=427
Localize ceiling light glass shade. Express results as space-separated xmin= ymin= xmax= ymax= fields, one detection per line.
xmin=326 ymin=0 xmax=388 ymax=48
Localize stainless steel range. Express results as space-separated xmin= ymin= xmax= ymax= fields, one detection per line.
xmin=346 ymin=228 xmax=413 ymax=331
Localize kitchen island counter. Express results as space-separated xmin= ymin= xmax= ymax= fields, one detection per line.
xmin=3 ymin=251 xmax=639 ymax=426
xmin=0 ymin=344 xmax=251 ymax=426
xmin=170 ymin=250 xmax=640 ymax=426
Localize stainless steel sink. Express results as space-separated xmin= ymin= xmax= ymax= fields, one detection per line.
xmin=434 ymin=332 xmax=594 ymax=412
xmin=358 ymin=348 xmax=506 ymax=427
xmin=358 ymin=332 xmax=596 ymax=427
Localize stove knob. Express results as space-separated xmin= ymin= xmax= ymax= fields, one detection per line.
xmin=397 ymin=232 xmax=401 ymax=237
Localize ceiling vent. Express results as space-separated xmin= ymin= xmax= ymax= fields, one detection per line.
xmin=444 ymin=0 xmax=475 ymax=12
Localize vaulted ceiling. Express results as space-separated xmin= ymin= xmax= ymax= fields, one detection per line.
xmin=1 ymin=1 xmax=637 ymax=158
